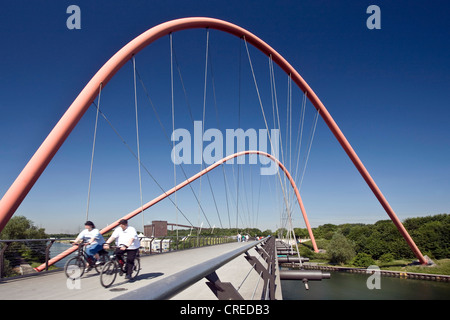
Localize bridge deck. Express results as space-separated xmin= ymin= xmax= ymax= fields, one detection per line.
xmin=0 ymin=241 xmax=282 ymax=300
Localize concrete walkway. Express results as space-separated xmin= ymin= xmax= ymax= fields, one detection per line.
xmin=0 ymin=241 xmax=282 ymax=300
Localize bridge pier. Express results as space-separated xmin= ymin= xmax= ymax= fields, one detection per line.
xmin=275 ymin=239 xmax=330 ymax=290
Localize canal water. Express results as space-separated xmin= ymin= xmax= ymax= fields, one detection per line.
xmin=281 ymin=270 xmax=450 ymax=300
xmin=49 ymin=241 xmax=74 ymax=268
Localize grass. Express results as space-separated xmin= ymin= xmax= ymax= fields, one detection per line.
xmin=30 ymin=261 xmax=59 ymax=271
xmin=307 ymin=258 xmax=450 ymax=275
xmin=378 ymin=259 xmax=450 ymax=275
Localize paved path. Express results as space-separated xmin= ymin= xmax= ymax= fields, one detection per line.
xmin=0 ymin=241 xmax=282 ymax=300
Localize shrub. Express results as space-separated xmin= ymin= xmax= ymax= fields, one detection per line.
xmin=379 ymin=253 xmax=395 ymax=263
xmin=327 ymin=231 xmax=355 ymax=265
xmin=352 ymin=252 xmax=375 ymax=268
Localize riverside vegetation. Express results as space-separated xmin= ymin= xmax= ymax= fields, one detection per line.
xmin=292 ymin=213 xmax=450 ymax=275
xmin=1 ymin=214 xmax=449 ymax=277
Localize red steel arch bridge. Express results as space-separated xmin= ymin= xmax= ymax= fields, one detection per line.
xmin=0 ymin=17 xmax=429 ymax=299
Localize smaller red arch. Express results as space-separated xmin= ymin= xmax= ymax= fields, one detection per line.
xmin=35 ymin=150 xmax=317 ymax=272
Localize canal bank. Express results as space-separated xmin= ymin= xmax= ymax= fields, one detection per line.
xmin=278 ymin=262 xmax=450 ymax=282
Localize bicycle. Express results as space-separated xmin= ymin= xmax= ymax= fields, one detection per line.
xmin=64 ymin=242 xmax=110 ymax=279
xmin=100 ymin=246 xmax=141 ymax=288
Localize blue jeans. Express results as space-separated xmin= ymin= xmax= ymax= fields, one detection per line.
xmin=85 ymin=243 xmax=103 ymax=259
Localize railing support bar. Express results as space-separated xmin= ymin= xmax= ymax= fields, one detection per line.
xmin=205 ymin=271 xmax=244 ymax=300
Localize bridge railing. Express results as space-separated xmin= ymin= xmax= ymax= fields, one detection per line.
xmin=139 ymin=235 xmax=236 ymax=254
xmin=114 ymin=236 xmax=279 ymax=300
xmin=0 ymin=238 xmax=73 ymax=278
xmin=0 ymin=235 xmax=237 ymax=279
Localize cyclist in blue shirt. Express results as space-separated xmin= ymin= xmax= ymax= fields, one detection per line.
xmin=74 ymin=221 xmax=105 ymax=268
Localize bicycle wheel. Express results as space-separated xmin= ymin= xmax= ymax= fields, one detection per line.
xmin=100 ymin=260 xmax=117 ymax=288
xmin=130 ymin=257 xmax=140 ymax=279
xmin=64 ymin=256 xmax=86 ymax=279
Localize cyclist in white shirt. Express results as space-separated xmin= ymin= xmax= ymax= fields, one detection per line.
xmin=74 ymin=221 xmax=105 ymax=269
xmin=103 ymin=219 xmax=140 ymax=280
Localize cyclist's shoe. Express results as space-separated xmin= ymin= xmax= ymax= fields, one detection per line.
xmin=85 ymin=266 xmax=92 ymax=273
xmin=118 ymin=260 xmax=125 ymax=275
xmin=125 ymin=274 xmax=132 ymax=280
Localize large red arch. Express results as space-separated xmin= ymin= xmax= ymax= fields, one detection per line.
xmin=0 ymin=17 xmax=426 ymax=264
xmin=34 ymin=150 xmax=316 ymax=271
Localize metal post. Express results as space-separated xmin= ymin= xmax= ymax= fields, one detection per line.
xmin=244 ymin=237 xmax=277 ymax=300
xmin=0 ymin=242 xmax=11 ymax=279
xmin=149 ymin=238 xmax=154 ymax=255
xmin=44 ymin=240 xmax=55 ymax=272
xmin=160 ymin=237 xmax=165 ymax=254
xmin=205 ymin=271 xmax=244 ymax=300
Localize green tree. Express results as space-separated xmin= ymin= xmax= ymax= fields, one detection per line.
xmin=352 ymin=252 xmax=375 ymax=268
xmin=409 ymin=215 xmax=450 ymax=259
xmin=327 ymin=231 xmax=355 ymax=265
xmin=1 ymin=216 xmax=48 ymax=276
xmin=308 ymin=213 xmax=449 ymax=261
xmin=294 ymin=228 xmax=309 ymax=238
xmin=314 ymin=224 xmax=337 ymax=240
xmin=0 ymin=215 xmax=47 ymax=240
xmin=379 ymin=253 xmax=394 ymax=263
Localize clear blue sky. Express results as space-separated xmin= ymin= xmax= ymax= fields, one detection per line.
xmin=0 ymin=1 xmax=449 ymax=234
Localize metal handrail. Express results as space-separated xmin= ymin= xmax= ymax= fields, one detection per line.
xmin=0 ymin=238 xmax=73 ymax=278
xmin=0 ymin=238 xmax=73 ymax=243
xmin=113 ymin=237 xmax=268 ymax=300
xmin=142 ymin=235 xmax=235 ymax=253
xmin=0 ymin=235 xmax=235 ymax=278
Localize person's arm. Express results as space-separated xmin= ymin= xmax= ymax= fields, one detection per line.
xmin=104 ymin=228 xmax=119 ymax=249
xmin=73 ymin=230 xmax=84 ymax=244
xmin=103 ymin=236 xmax=116 ymax=249
xmin=124 ymin=237 xmax=134 ymax=249
xmin=86 ymin=229 xmax=101 ymax=245
xmin=84 ymin=234 xmax=94 ymax=246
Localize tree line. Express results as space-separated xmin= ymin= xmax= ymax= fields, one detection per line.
xmin=1 ymin=213 xmax=448 ymax=274
xmin=166 ymin=227 xmax=273 ymax=238
xmin=294 ymin=213 xmax=449 ymax=266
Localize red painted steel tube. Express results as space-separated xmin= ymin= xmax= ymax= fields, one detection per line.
xmin=35 ymin=150 xmax=317 ymax=271
xmin=0 ymin=17 xmax=426 ymax=264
